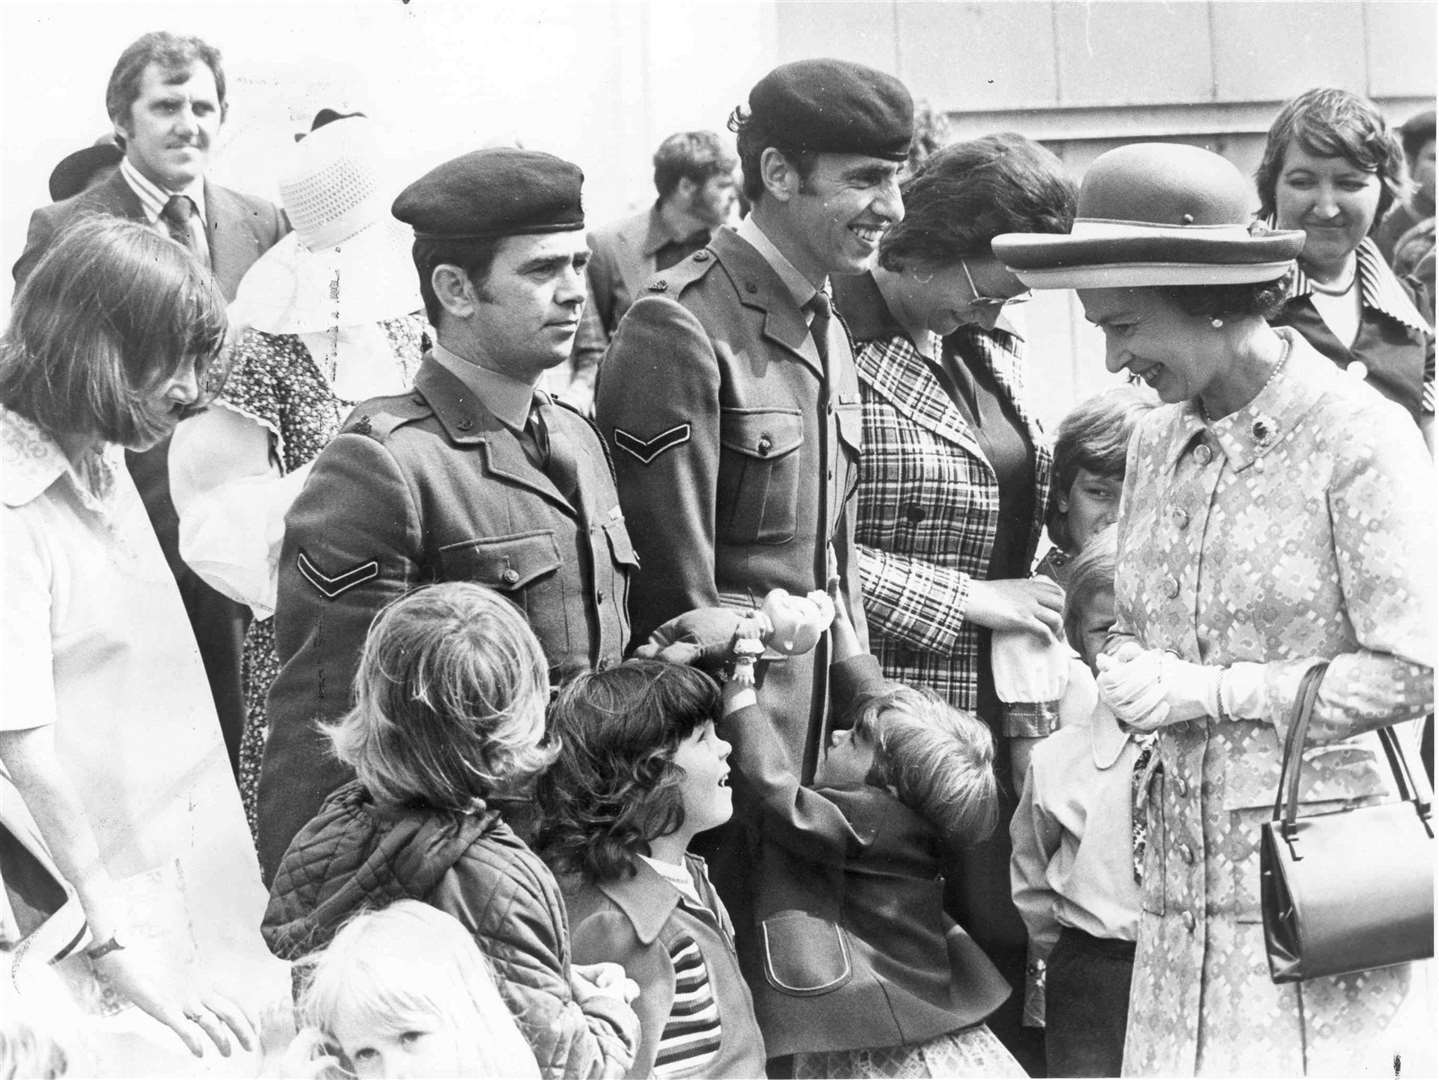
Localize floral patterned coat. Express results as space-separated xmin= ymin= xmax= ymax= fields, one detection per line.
xmin=1112 ymin=330 xmax=1434 ymax=1076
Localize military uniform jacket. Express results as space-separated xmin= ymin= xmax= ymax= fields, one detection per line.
xmin=258 ymin=353 xmax=636 ymax=881
xmin=595 ymin=226 xmax=867 ymax=786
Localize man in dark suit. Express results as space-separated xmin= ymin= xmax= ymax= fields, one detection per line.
xmin=594 ymin=60 xmax=911 ymax=947
xmin=257 ymin=149 xmax=637 ymax=882
xmin=13 ymin=32 xmax=288 ymax=774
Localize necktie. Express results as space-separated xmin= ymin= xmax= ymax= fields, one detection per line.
xmin=531 ymin=401 xmax=580 ymax=503
xmin=161 ymin=194 xmax=210 ymax=269
xmin=806 ymin=289 xmax=833 ymax=368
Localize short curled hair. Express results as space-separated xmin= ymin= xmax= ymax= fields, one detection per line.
xmin=537 ymin=660 xmax=719 ymax=883
xmin=0 ymin=216 xmax=228 ymax=447
xmin=1062 ymin=524 xmax=1119 ymax=667
xmin=879 ymin=133 xmax=1076 ymax=272
xmin=106 ymin=31 xmax=228 ymax=146
xmin=326 ymin=582 xmax=555 ymax=812
xmin=1399 ymin=110 xmax=1436 ymax=162
xmin=848 ymin=685 xmax=998 ymax=848
xmin=653 ymin=131 xmax=738 ymax=200
xmin=727 ymin=105 xmax=817 ymax=205
xmin=1256 ymin=87 xmax=1407 ymax=227
xmin=1155 ymin=274 xmax=1291 ymax=321
xmin=1047 ymin=387 xmax=1155 ymax=552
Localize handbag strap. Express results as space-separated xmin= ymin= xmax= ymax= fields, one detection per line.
xmin=1272 ymin=660 xmax=1433 ymax=833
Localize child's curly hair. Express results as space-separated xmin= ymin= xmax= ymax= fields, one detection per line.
xmin=849 ymin=685 xmax=998 ymax=848
xmin=537 ymin=660 xmax=720 ymax=883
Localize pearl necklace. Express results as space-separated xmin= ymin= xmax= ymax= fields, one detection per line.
xmin=1202 ymin=336 xmax=1291 ymax=422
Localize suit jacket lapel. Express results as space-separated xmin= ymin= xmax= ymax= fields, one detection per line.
xmin=712 ymin=229 xmax=819 ymax=377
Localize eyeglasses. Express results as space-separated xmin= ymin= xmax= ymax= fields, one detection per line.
xmin=961 ymin=260 xmax=1032 ymax=309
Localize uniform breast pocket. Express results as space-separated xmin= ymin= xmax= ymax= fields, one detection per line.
xmin=600 ymin=515 xmax=640 ymax=611
xmin=716 ymin=407 xmax=803 ymax=546
xmin=437 ymin=531 xmax=563 ymax=621
xmin=834 ymin=400 xmax=863 ymax=501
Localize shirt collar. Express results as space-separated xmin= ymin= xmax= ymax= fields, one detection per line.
xmin=0 ymin=406 xmax=120 ymax=510
xmin=597 ymin=858 xmax=684 ymax=945
xmin=1284 ymin=235 xmax=1428 ymax=335
xmin=120 ymin=157 xmax=207 ymax=226
xmin=735 ymin=214 xmax=824 ymax=311
xmin=429 ymin=342 xmax=537 ymax=432
xmin=641 ymin=203 xmax=706 ymax=259
xmin=1088 ymin=702 xmax=1139 ymax=770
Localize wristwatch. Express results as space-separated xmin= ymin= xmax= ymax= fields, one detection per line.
xmin=84 ymin=933 xmax=126 ymax=961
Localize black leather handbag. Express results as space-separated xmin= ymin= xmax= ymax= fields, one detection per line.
xmin=1260 ymin=662 xmax=1435 ymax=983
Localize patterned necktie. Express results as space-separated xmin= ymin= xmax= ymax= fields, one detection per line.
xmin=161 ymin=194 xmax=210 ymax=269
xmin=806 ymin=289 xmax=832 ymax=367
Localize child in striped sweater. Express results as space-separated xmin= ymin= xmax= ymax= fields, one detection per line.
xmin=538 ymin=661 xmax=766 ymax=1079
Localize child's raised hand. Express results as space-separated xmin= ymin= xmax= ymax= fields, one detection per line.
xmin=570 ymin=962 xmax=641 ymax=1005
xmin=826 ymin=576 xmax=863 ymax=662
xmin=266 ymin=1026 xmax=346 ymax=1079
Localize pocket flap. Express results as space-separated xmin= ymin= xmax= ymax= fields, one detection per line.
xmin=759 ymin=912 xmax=851 ymax=996
xmin=438 ymin=531 xmax=561 ymax=591
xmin=720 ymin=408 xmax=803 ymax=460
xmin=602 ymin=517 xmax=640 ymax=568
xmin=1223 ymin=736 xmax=1389 ymax=810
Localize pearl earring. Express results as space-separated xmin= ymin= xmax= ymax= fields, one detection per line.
xmin=1210 ymin=317 xmax=1225 ymax=329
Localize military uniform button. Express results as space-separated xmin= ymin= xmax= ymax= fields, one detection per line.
xmin=1194 ymin=443 xmax=1213 ymax=465
xmin=456 ymin=414 xmax=474 ymax=432
xmin=351 ymin=414 xmax=372 ymax=436
xmin=649 ymin=279 xmax=668 ymax=293
xmin=1181 ymin=910 xmax=1197 ymax=932
xmin=693 ymin=250 xmax=710 ymax=262
xmin=502 ymin=569 xmax=520 ymax=584
xmin=1163 ymin=576 xmax=1180 ymax=598
xmin=756 ymin=435 xmax=773 ymax=456
xmin=745 ymin=282 xmax=759 ymax=294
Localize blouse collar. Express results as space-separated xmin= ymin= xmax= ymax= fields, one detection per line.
xmin=0 ymin=406 xmax=120 ymax=511
xmin=1285 ymin=235 xmax=1429 ymax=335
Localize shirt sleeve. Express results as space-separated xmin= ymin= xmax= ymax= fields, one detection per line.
xmin=170 ymin=404 xmax=309 ymax=619
xmin=857 ymin=542 xmax=973 ymax=654
xmin=0 ymin=509 xmax=57 ymax=732
xmin=1009 ymin=755 xmax=1063 ymax=958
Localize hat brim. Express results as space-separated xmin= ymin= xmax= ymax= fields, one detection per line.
xmin=993 ymin=231 xmax=1305 ymax=288
xmin=230 ymin=217 xmax=422 ymax=335
xmin=48 ymin=144 xmax=123 ymax=202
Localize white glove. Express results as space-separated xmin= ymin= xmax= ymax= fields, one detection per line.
xmin=1097 ymin=645 xmax=1268 ymax=730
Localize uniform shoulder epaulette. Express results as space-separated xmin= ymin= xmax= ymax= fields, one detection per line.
xmin=340 ymin=392 xmax=432 ymax=443
xmin=642 ymin=246 xmax=718 ymax=298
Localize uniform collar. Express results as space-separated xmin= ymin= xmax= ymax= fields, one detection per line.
xmin=0 ymin=407 xmax=120 ymax=510
xmin=120 ymin=157 xmax=207 ymax=226
xmin=1285 ymin=236 xmax=1428 ymax=335
xmin=430 ymin=341 xmax=536 ymax=433
xmin=735 ymin=215 xmax=825 ymax=312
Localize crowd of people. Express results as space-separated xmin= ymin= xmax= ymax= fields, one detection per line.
xmin=1 ymin=27 xmax=1434 ymax=1080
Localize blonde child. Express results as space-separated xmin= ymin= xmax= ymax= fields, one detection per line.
xmin=645 ymin=589 xmax=1021 ymax=1077
xmin=1010 ymin=526 xmax=1145 ymax=1076
xmin=538 ymin=660 xmax=767 ymax=1079
xmin=281 ymin=900 xmax=538 ymax=1079
xmin=262 ymin=582 xmax=639 ymax=1080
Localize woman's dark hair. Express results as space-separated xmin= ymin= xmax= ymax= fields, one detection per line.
xmin=879 ymin=132 xmax=1076 ymax=272
xmin=727 ymin=105 xmax=817 ymax=204
xmin=1047 ymin=387 xmax=1155 ymax=552
xmin=1256 ymin=87 xmax=1407 ymax=226
xmin=1155 ymin=275 xmax=1291 ymax=321
xmin=0 ymin=216 xmax=229 ymax=446
xmin=537 ymin=660 xmax=720 ymax=883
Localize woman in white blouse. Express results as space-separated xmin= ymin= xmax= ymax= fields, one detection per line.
xmin=169 ymin=114 xmax=425 ymax=831
xmin=0 ymin=217 xmax=285 ymax=1067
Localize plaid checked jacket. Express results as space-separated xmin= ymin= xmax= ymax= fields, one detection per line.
xmin=838 ymin=274 xmax=1052 ymax=714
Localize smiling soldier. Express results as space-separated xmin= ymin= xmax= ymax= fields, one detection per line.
xmin=257 ymin=149 xmax=637 ymax=882
xmin=594 ymin=59 xmax=913 ymax=911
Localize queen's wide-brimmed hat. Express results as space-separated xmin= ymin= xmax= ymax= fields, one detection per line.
xmin=992 ymin=143 xmax=1305 ymax=288
xmin=231 ymin=116 xmax=421 ymax=335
